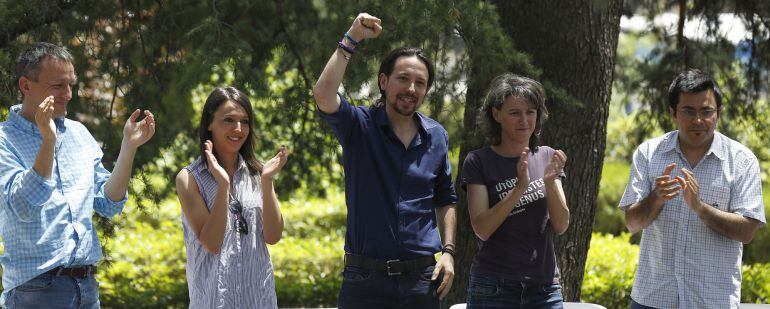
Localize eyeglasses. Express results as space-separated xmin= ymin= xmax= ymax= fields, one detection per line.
xmin=678 ymin=107 xmax=718 ymax=120
xmin=228 ymin=193 xmax=249 ymax=235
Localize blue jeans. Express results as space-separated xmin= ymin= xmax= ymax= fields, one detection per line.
xmin=337 ymin=265 xmax=441 ymax=308
xmin=4 ymin=271 xmax=99 ymax=309
xmin=467 ymin=273 xmax=563 ymax=309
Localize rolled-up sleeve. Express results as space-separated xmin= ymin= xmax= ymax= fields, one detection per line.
xmin=619 ymin=143 xmax=652 ymax=211
xmin=433 ymin=132 xmax=458 ymax=207
xmin=90 ymin=141 xmax=126 ymax=218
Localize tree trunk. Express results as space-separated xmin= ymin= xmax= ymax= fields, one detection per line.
xmin=449 ymin=0 xmax=622 ymax=304
xmin=494 ymin=0 xmax=622 ymax=301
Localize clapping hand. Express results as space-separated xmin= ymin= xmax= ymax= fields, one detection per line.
xmin=516 ymin=147 xmax=530 ymax=192
xmin=204 ymin=140 xmax=229 ymax=185
xmin=652 ymin=163 xmax=682 ymax=206
xmin=122 ymin=109 xmax=156 ymax=149
xmin=676 ymin=168 xmax=703 ymax=211
xmin=262 ymin=146 xmax=288 ymax=182
xmin=544 ymin=150 xmax=567 ymax=183
xmin=35 ymin=96 xmax=56 ymax=141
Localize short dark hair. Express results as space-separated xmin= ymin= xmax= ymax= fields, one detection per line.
xmin=17 ymin=42 xmax=74 ymax=81
xmin=199 ymin=87 xmax=262 ymax=175
xmin=667 ymin=68 xmax=723 ymax=112
xmin=478 ymin=73 xmax=549 ymax=151
xmin=374 ymin=46 xmax=435 ymax=106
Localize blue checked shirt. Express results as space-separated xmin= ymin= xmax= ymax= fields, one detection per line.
xmin=0 ymin=104 xmax=126 ymax=303
xmin=619 ymin=131 xmax=766 ymax=309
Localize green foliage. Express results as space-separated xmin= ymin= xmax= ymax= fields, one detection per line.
xmin=744 ymin=184 xmax=770 ymax=264
xmin=742 ymin=262 xmax=770 ymax=303
xmin=272 ymin=190 xmax=346 ymax=307
xmin=581 ymin=233 xmax=638 ymax=309
xmin=594 ymin=161 xmax=631 ymax=235
xmin=0 ymin=0 xmax=520 ymax=202
xmin=614 ymin=2 xmax=770 ymax=179
xmin=96 ymin=189 xmax=348 ymax=308
xmin=98 ymin=199 xmax=188 ymax=308
xmin=582 ymin=233 xmax=770 ymax=307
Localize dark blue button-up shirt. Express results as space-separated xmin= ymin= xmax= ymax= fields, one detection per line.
xmin=319 ymin=94 xmax=457 ymax=260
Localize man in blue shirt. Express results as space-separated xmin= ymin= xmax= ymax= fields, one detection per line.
xmin=0 ymin=42 xmax=155 ymax=308
xmin=314 ymin=13 xmax=458 ymax=308
xmin=621 ymin=69 xmax=765 ymax=308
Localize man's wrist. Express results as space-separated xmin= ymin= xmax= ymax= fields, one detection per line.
xmin=120 ymin=139 xmax=139 ymax=152
xmin=690 ymin=198 xmax=707 ymax=214
xmin=441 ymin=244 xmax=456 ymax=256
xmin=347 ymin=27 xmax=364 ymax=43
xmin=649 ymin=192 xmax=664 ymax=208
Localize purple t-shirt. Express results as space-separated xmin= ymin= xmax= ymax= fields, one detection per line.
xmin=461 ymin=146 xmax=564 ymax=284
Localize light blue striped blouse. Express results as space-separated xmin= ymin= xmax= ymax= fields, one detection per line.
xmin=182 ymin=156 xmax=277 ymax=308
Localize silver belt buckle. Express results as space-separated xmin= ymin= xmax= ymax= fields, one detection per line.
xmin=386 ymin=259 xmax=402 ymax=276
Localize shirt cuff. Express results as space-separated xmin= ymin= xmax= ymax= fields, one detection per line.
xmin=105 ymin=191 xmax=129 ymax=206
xmin=734 ymin=208 xmax=767 ymax=227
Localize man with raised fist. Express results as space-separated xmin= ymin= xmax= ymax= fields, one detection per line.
xmin=314 ymin=13 xmax=458 ymax=308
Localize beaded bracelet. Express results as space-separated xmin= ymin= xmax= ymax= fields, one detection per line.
xmin=338 ymin=41 xmax=356 ymax=54
xmin=344 ymin=32 xmax=360 ymax=46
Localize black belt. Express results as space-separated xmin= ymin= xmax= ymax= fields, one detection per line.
xmin=45 ymin=265 xmax=97 ymax=278
xmin=344 ymin=253 xmax=435 ymax=276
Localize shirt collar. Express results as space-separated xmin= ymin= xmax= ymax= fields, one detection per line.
xmin=707 ymin=131 xmax=727 ymax=161
xmin=373 ymin=104 xmax=435 ymax=135
xmin=8 ymin=104 xmax=67 ymax=137
xmin=8 ymin=104 xmax=39 ymax=136
xmin=665 ymin=130 xmax=726 ymax=161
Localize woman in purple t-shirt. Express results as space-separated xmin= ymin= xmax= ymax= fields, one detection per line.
xmin=462 ymin=73 xmax=569 ymax=308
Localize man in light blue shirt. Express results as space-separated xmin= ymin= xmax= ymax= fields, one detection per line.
xmin=0 ymin=42 xmax=156 ymax=308
xmin=620 ymin=69 xmax=765 ymax=308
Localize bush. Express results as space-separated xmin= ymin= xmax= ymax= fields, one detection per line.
xmin=3 ymin=182 xmax=766 ymax=307
xmin=98 ymin=199 xmax=189 ymax=308
xmin=581 ymin=233 xmax=638 ymax=309
xmin=594 ymin=161 xmax=631 ymax=235
xmin=742 ymin=263 xmax=770 ymax=303
xmin=582 ymin=233 xmax=770 ymax=307
xmin=272 ymin=191 xmax=346 ymax=307
xmin=96 ymin=189 xmax=348 ymax=308
xmin=743 ymin=185 xmax=770 ymax=264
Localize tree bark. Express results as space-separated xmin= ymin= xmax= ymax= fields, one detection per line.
xmin=449 ymin=0 xmax=622 ymax=304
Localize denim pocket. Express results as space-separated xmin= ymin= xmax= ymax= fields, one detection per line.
xmin=15 ymin=273 xmax=54 ymax=292
xmin=341 ymin=266 xmax=374 ymax=282
xmin=418 ymin=265 xmax=436 ymax=281
xmin=469 ymin=279 xmax=499 ymax=297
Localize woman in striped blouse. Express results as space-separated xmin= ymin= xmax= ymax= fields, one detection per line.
xmin=176 ymin=87 xmax=287 ymax=308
